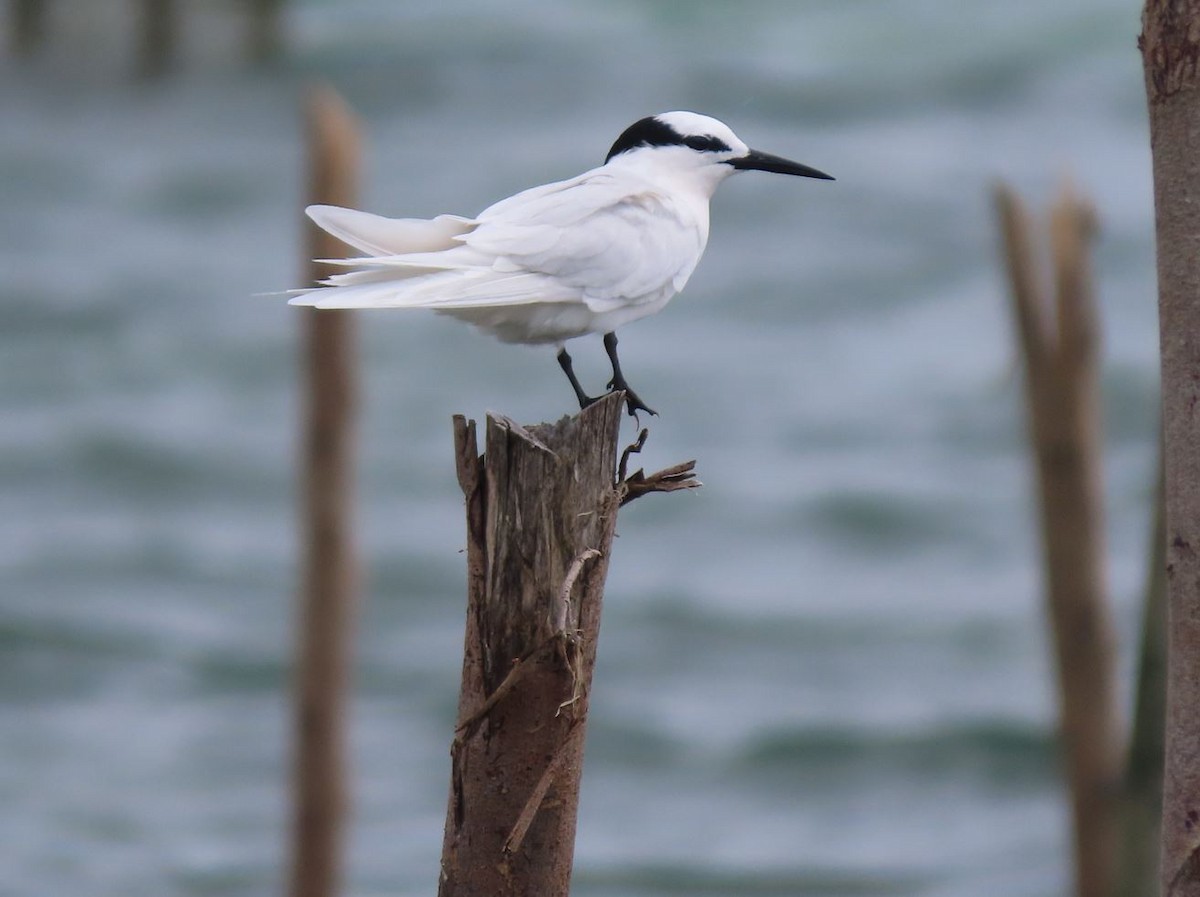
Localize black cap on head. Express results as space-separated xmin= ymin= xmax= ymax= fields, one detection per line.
xmin=605 ymin=115 xmax=733 ymax=163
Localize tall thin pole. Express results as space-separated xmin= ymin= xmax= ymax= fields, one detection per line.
xmin=9 ymin=0 xmax=46 ymax=58
xmin=288 ymin=84 xmax=361 ymax=897
xmin=247 ymin=0 xmax=284 ymax=64
xmin=136 ymin=0 xmax=177 ymax=79
xmin=1139 ymin=4 xmax=1200 ymax=895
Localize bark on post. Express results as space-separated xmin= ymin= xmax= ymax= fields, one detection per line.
xmin=438 ymin=395 xmax=696 ymax=896
xmin=287 ymin=85 xmax=361 ymax=897
xmin=1140 ymin=4 xmax=1200 ymax=894
xmin=995 ymin=182 xmax=1121 ymax=897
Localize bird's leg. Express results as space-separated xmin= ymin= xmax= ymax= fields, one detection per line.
xmin=557 ymin=347 xmax=599 ymax=409
xmin=603 ymin=332 xmax=657 ymax=417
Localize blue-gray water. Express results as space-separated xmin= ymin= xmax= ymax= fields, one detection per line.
xmin=1 ymin=2 xmax=1160 ymax=895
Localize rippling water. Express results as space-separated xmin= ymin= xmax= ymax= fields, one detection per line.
xmin=0 ymin=1 xmax=1159 ymax=895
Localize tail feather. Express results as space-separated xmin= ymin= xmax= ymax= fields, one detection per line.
xmin=298 ymin=203 xmax=585 ymax=315
xmin=289 ymin=269 xmax=580 ymax=310
xmin=317 ymin=268 xmax=421 ymax=288
xmin=306 ymin=204 xmax=476 ymax=256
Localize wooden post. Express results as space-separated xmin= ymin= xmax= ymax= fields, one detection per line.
xmin=438 ymin=397 xmax=696 ymax=896
xmin=1139 ymin=4 xmax=1200 ymax=894
xmin=995 ymin=182 xmax=1122 ymax=897
xmin=137 ymin=0 xmax=177 ymax=79
xmin=1115 ymin=447 xmax=1167 ymax=897
xmin=9 ymin=0 xmax=45 ymax=58
xmin=247 ymin=0 xmax=284 ymax=64
xmin=288 ymin=86 xmax=360 ymax=897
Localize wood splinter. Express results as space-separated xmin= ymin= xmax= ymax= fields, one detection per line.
xmin=617 ymin=424 xmax=700 ymax=506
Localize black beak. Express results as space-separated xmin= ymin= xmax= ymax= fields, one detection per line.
xmin=730 ymin=149 xmax=834 ymax=180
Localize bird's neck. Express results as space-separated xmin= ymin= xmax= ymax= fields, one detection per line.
xmin=608 ymin=154 xmax=732 ymax=202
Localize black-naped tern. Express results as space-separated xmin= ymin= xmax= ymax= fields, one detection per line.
xmin=292 ymin=111 xmax=833 ymax=416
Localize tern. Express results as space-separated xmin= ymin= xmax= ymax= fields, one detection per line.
xmin=291 ymin=111 xmax=833 ymax=416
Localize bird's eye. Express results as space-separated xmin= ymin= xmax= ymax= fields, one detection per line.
xmin=683 ymin=135 xmax=730 ymax=153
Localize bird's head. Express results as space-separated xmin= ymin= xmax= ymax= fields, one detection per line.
xmin=604 ymin=111 xmax=833 ymax=194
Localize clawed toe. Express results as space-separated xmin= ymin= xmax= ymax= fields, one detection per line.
xmin=609 ymin=385 xmax=656 ymax=418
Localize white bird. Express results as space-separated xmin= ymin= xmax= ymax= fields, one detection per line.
xmin=291 ymin=111 xmax=832 ymax=416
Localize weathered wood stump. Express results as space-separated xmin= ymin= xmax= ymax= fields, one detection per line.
xmin=438 ymin=392 xmax=696 ymax=897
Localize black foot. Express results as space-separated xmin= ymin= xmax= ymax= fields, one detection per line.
xmin=602 ymin=332 xmax=657 ymax=418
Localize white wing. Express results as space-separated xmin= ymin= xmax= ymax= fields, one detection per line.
xmin=470 ymin=170 xmax=706 ymax=311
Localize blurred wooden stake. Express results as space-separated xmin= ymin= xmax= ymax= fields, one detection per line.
xmin=1114 ymin=445 xmax=1166 ymax=897
xmin=247 ymin=0 xmax=284 ymax=64
xmin=137 ymin=0 xmax=177 ymax=79
xmin=995 ymin=182 xmax=1121 ymax=897
xmin=289 ymin=85 xmax=361 ymax=897
xmin=9 ymin=0 xmax=45 ymax=58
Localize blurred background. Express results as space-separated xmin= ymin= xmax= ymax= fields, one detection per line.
xmin=0 ymin=1 xmax=1159 ymax=895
